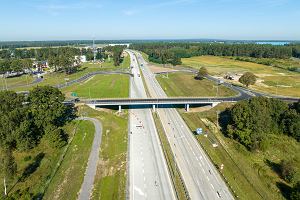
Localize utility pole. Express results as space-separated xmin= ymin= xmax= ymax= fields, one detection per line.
xmin=4 ymin=177 xmax=7 ymax=196
xmin=89 ymin=87 xmax=91 ymax=100
xmin=93 ymin=38 xmax=96 ymax=63
xmin=213 ymin=85 xmax=219 ymax=97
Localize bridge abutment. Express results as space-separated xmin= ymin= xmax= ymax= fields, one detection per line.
xmin=153 ymin=104 xmax=156 ymax=112
xmin=211 ymin=102 xmax=220 ymax=107
xmin=118 ymin=105 xmax=122 ymax=113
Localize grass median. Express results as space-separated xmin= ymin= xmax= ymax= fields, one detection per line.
xmin=153 ymin=112 xmax=189 ymax=200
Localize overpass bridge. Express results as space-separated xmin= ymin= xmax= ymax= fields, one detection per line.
xmin=80 ymin=97 xmax=236 ymax=112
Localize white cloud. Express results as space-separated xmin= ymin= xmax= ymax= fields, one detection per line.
xmin=35 ymin=1 xmax=102 ymax=16
xmin=123 ymin=10 xmax=137 ymax=16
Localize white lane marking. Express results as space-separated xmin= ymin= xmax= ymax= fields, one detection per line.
xmin=210 ymin=183 xmax=215 ymax=190
xmin=192 ymin=151 xmax=196 ymax=156
xmin=134 ymin=186 xmax=146 ymax=197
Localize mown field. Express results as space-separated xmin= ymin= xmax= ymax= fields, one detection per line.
xmin=182 ymin=56 xmax=300 ymax=97
xmin=180 ymin=103 xmax=300 ymax=200
xmin=156 ymin=72 xmax=237 ymax=97
xmin=0 ymin=75 xmax=34 ymax=90
xmin=62 ymin=74 xmax=129 ymax=99
xmin=0 ymin=120 xmax=94 ymax=199
xmin=78 ymin=106 xmax=128 ymax=200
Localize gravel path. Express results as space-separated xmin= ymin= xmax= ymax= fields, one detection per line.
xmin=77 ymin=117 xmax=102 ymax=200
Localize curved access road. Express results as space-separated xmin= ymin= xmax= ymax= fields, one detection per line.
xmin=77 ymin=117 xmax=102 ymax=200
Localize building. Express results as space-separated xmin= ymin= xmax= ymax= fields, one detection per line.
xmin=75 ymin=55 xmax=87 ymax=63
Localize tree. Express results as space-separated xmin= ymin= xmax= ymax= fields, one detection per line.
xmin=44 ymin=125 xmax=68 ymax=149
xmin=226 ymin=97 xmax=292 ymax=150
xmin=280 ymin=159 xmax=296 ymax=183
xmin=28 ymin=86 xmax=70 ymax=129
xmin=239 ymin=72 xmax=256 ymax=87
xmin=195 ymin=67 xmax=208 ymax=80
xmin=281 ymin=109 xmax=300 ymax=141
xmin=1 ymin=148 xmax=17 ymax=196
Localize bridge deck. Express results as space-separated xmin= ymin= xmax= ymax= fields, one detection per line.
xmin=80 ymin=97 xmax=236 ymax=106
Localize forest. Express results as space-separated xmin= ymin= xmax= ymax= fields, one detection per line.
xmin=0 ymin=86 xmax=75 ymax=197
xmin=130 ymin=43 xmax=300 ymax=65
xmin=225 ymin=97 xmax=300 ymax=151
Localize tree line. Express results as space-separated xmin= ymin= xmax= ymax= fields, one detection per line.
xmin=0 ymin=59 xmax=33 ymax=74
xmin=0 ymin=86 xmax=75 ymax=196
xmin=226 ymin=97 xmax=299 ymax=151
xmin=225 ymin=97 xmax=300 ymax=199
xmin=130 ymin=43 xmax=300 ymax=65
xmin=0 ymin=46 xmax=125 ymax=74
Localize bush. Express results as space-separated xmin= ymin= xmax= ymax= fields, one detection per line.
xmin=280 ymin=160 xmax=296 ymax=183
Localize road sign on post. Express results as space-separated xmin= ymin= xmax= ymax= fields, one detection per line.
xmin=196 ymin=128 xmax=203 ymax=135
xmin=71 ymin=92 xmax=78 ymax=97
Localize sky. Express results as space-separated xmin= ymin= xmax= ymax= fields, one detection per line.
xmin=0 ymin=0 xmax=299 ymax=41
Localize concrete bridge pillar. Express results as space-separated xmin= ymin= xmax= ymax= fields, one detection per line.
xmin=118 ymin=105 xmax=122 ymax=113
xmin=212 ymin=102 xmax=220 ymax=107
xmin=185 ymin=104 xmax=190 ymax=112
xmin=152 ymin=104 xmax=156 ymax=112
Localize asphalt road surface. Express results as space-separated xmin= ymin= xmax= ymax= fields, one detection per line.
xmin=131 ymin=50 xmax=234 ymax=200
xmin=78 ymin=117 xmax=102 ymax=200
xmin=127 ymin=51 xmax=176 ymax=200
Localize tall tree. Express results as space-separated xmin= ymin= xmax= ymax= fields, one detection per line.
xmin=195 ymin=67 xmax=208 ymax=80
xmin=239 ymin=72 xmax=256 ymax=87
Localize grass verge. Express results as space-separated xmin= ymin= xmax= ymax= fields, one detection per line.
xmin=77 ymin=106 xmax=128 ymax=200
xmin=43 ymin=120 xmax=95 ymax=200
xmin=179 ymin=103 xmax=300 ymax=200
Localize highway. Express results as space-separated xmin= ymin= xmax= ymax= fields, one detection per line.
xmin=131 ymin=50 xmax=234 ymax=200
xmin=127 ymin=51 xmax=176 ymax=200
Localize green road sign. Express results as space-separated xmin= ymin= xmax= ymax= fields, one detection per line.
xmin=71 ymin=92 xmax=78 ymax=97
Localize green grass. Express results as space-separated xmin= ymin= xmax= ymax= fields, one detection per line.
xmin=77 ymin=106 xmax=128 ymax=200
xmin=182 ymin=56 xmax=300 ymax=97
xmin=43 ymin=120 xmax=95 ymax=200
xmin=140 ymin=51 xmax=149 ymax=63
xmin=156 ymin=72 xmax=237 ymax=97
xmin=0 ymin=121 xmax=88 ymax=199
xmin=0 ymin=75 xmax=34 ymax=90
xmin=62 ymin=74 xmax=129 ymax=98
xmin=1 ymin=52 xmax=130 ymax=92
xmin=179 ymin=103 xmax=300 ymax=200
xmin=230 ymin=56 xmax=300 ymax=72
